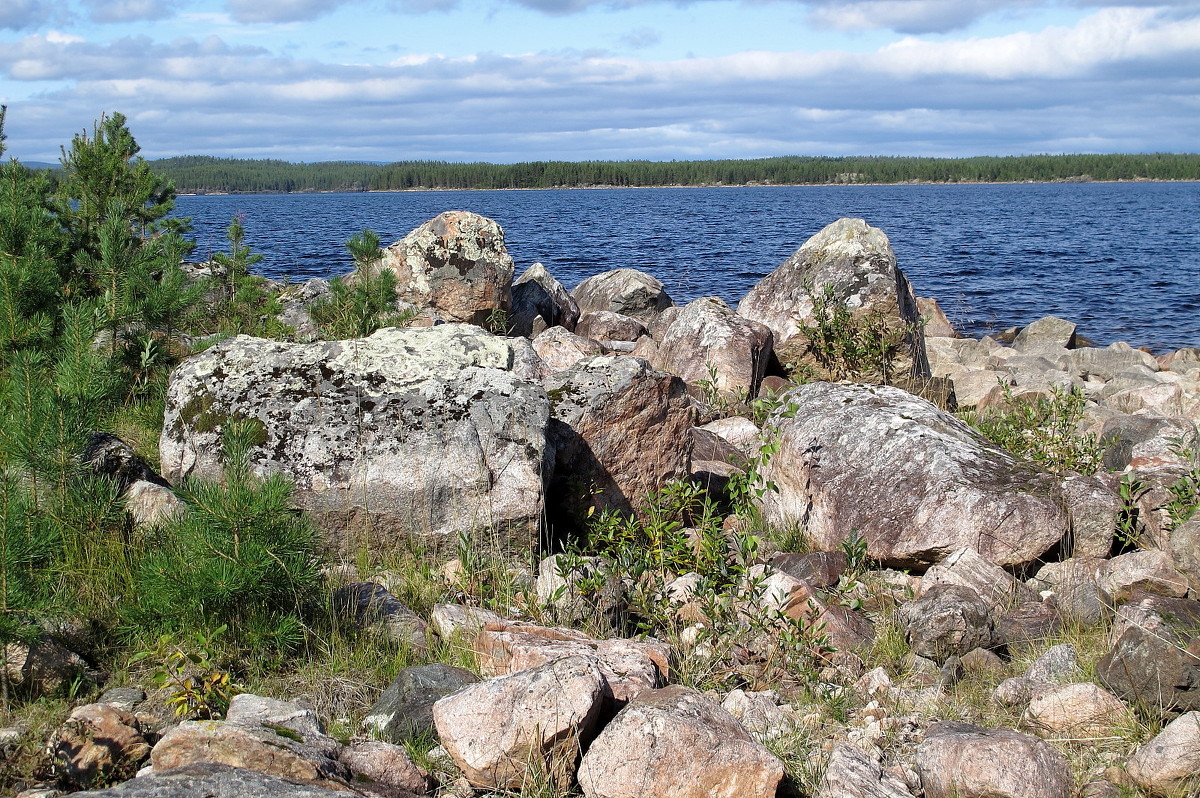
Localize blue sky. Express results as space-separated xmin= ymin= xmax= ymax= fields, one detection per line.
xmin=1 ymin=0 xmax=1198 ymax=162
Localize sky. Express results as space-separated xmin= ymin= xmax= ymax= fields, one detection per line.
xmin=1 ymin=0 xmax=1198 ymax=162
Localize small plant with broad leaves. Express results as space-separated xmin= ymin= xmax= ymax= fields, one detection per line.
xmin=965 ymin=383 xmax=1103 ymax=476
xmin=1115 ymin=473 xmax=1148 ymax=551
xmin=1165 ymin=432 xmax=1200 ymax=529
xmin=129 ymin=625 xmax=238 ymax=719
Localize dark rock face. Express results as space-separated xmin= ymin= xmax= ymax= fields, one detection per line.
xmin=571 ymin=268 xmax=674 ymax=321
xmin=159 ymin=324 xmax=551 ymax=553
xmin=738 ymin=217 xmax=929 ymax=381
xmin=363 ymin=663 xmax=480 ymax=741
xmin=1097 ymin=595 xmax=1200 ymax=713
xmin=769 ymin=551 xmax=847 ymax=589
xmin=73 ymin=763 xmax=353 ymax=798
xmin=899 ymin=585 xmax=994 ymax=663
xmin=83 ymin=433 xmax=170 ymax=492
xmin=545 ymin=356 xmax=694 ymax=523
xmin=760 ymin=382 xmax=1069 ymax=568
xmin=510 ymin=262 xmax=580 ymax=337
xmin=379 ymin=210 xmax=514 ymax=326
xmin=330 ymin=583 xmax=429 ymax=649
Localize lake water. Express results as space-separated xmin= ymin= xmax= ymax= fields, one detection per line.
xmin=173 ymin=182 xmax=1200 ymax=353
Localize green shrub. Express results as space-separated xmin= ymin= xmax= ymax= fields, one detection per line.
xmin=789 ymin=284 xmax=921 ymax=383
xmin=964 ymin=383 xmax=1103 ymax=475
xmin=129 ymin=420 xmax=322 ymax=654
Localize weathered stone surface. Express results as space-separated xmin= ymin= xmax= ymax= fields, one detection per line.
xmin=721 ymin=689 xmax=800 ymax=742
xmin=760 ymin=382 xmax=1069 ymax=568
xmin=545 ymin=356 xmax=694 ymax=520
xmin=651 ymin=296 xmax=772 ymax=400
xmin=1025 ymin=644 xmax=1083 ymax=685
xmin=363 ymin=663 xmax=479 ymax=741
xmin=378 ymin=211 xmax=514 ymax=325
xmin=816 ymin=742 xmax=915 ymax=798
xmin=432 ymin=655 xmax=606 ymax=790
xmin=331 ymin=582 xmax=429 ymax=650
xmin=275 ymin=278 xmax=332 ymax=342
xmin=917 ymin=297 xmax=958 ymax=339
xmin=1013 ymin=317 xmax=1077 ymax=354
xmin=339 ymin=740 xmax=428 ymax=794
xmin=920 ymin=547 xmax=1035 ymax=615
xmin=1031 ymin=559 xmax=1108 ymax=625
xmin=473 ymin=620 xmax=667 ymax=703
xmin=571 ymin=268 xmax=673 ymax=321
xmin=160 ymin=325 xmax=550 ymax=551
xmin=532 ymin=326 xmax=603 ymax=373
xmin=1125 ymin=711 xmax=1200 ymax=794
xmin=224 ymin=694 xmax=336 ymax=756
xmin=1171 ymin=520 xmax=1200 ymax=595
xmin=1097 ymin=595 xmax=1200 ymax=712
xmin=996 ymin=602 xmax=1062 ymax=649
xmin=770 ymin=550 xmax=847 ymax=589
xmin=1064 ymin=344 xmax=1158 ymax=382
xmin=535 ymin=554 xmax=623 ymax=625
xmin=916 ymin=722 xmax=1074 ymax=798
xmin=1098 ymin=412 xmax=1195 ymax=472
xmin=123 ymin=480 xmax=186 ymax=529
xmin=699 ymin=416 xmax=760 ymax=452
xmin=1059 ymin=475 xmax=1119 ymax=560
xmin=73 ymin=762 xmax=353 ymax=798
xmin=429 ymin=603 xmax=505 ymax=639
xmin=574 ymin=311 xmax=647 ymax=343
xmin=1023 ymin=682 xmax=1129 ymax=737
xmin=737 ymin=217 xmax=928 ymax=380
xmin=899 ymin=585 xmax=993 ymax=662
xmin=510 ymin=262 xmax=580 ymax=337
xmin=577 ymin=685 xmax=783 ymax=798
xmin=3 ymin=637 xmax=87 ymax=694
xmin=948 ymin=369 xmax=1008 ymax=408
xmin=1097 ymin=550 xmax=1188 ymax=604
xmin=52 ymin=704 xmax=150 ymax=789
xmin=150 ymin=720 xmax=349 ymax=788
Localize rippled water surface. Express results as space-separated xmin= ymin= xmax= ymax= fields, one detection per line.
xmin=174 ymin=183 xmax=1200 ymax=352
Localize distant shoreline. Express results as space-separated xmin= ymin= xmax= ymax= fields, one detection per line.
xmin=175 ymin=177 xmax=1200 ymax=196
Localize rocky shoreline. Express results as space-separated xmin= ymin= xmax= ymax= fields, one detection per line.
xmin=10 ymin=212 xmax=1200 ymax=798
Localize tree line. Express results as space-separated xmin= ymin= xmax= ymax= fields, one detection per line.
xmin=147 ymin=153 xmax=1200 ymax=193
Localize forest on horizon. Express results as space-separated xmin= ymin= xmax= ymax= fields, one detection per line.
xmin=144 ymin=153 xmax=1200 ymax=194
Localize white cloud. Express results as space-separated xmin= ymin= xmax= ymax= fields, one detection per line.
xmin=2 ymin=5 xmax=1198 ymax=161
xmin=0 ymin=0 xmax=64 ymax=31
xmin=82 ymin=0 xmax=174 ymax=23
xmin=224 ymin=0 xmax=357 ymax=23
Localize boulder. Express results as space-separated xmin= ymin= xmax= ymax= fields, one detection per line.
xmin=1096 ymin=594 xmax=1200 ymax=712
xmin=576 ymin=685 xmax=783 ymax=798
xmin=533 ymin=326 xmax=602 ymax=373
xmin=574 ymin=310 xmax=648 ymax=343
xmin=338 ymin=740 xmax=428 ymax=794
xmin=432 ymin=655 xmax=607 ymax=790
xmin=816 ymin=742 xmax=915 ymax=798
xmin=150 ymin=720 xmax=350 ymax=788
xmin=1097 ymin=550 xmax=1188 ymax=604
xmin=995 ymin=602 xmax=1062 ymax=650
xmin=1125 ymin=711 xmax=1200 ymax=794
xmin=919 ymin=547 xmax=1036 ymax=615
xmin=1064 ymin=344 xmax=1158 ymax=382
xmin=123 ymin=479 xmax=186 ymax=529
xmin=769 ymin=550 xmax=847 ymax=589
xmin=720 ymin=689 xmax=801 ymax=742
xmin=1098 ymin=412 xmax=1195 ymax=472
xmin=275 ymin=277 xmax=332 ymax=341
xmin=759 ymin=382 xmax=1069 ymax=568
xmin=1025 ymin=644 xmax=1083 ymax=685
xmin=1060 ymin=475 xmax=1120 ymax=559
xmin=159 ymin=325 xmax=551 ymax=552
xmin=72 ymin=762 xmax=352 ymax=798
xmin=378 ymin=211 xmax=514 ymax=325
xmin=898 ymin=585 xmax=993 ymax=662
xmin=3 ymin=637 xmax=87 ymax=694
xmin=1012 ymin=316 xmax=1077 ymax=354
xmin=737 ymin=217 xmax=928 ymax=381
xmin=917 ymin=297 xmax=958 ymax=339
xmin=1023 ymin=682 xmax=1129 ymax=737
xmin=535 ymin=553 xmax=623 ymax=625
xmin=698 ymin=416 xmax=761 ymax=452
xmin=330 ymin=582 xmax=429 ymax=650
xmin=510 ymin=262 xmax=580 ymax=337
xmin=472 ymin=620 xmax=667 ymax=703
xmin=1171 ymin=520 xmax=1200 ymax=594
xmin=52 ymin=704 xmax=151 ymax=789
xmin=225 ymin=694 xmax=335 ymax=756
xmin=651 ymin=296 xmax=773 ymax=400
xmin=916 ymin=722 xmax=1074 ymax=798
xmin=571 ymin=268 xmax=673 ymax=321
xmin=362 ymin=663 xmax=479 ymax=741
xmin=545 ymin=356 xmax=694 ymax=521
xmin=1031 ymin=559 xmax=1108 ymax=625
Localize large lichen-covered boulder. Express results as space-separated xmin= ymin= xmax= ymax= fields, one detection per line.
xmin=651 ymin=296 xmax=773 ymax=401
xmin=160 ymin=324 xmax=550 ymax=552
xmin=545 ymin=356 xmax=694 ymax=523
xmin=379 ymin=211 xmax=514 ymax=325
xmin=759 ymin=382 xmax=1069 ymax=568
xmin=738 ymin=218 xmax=929 ymax=380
